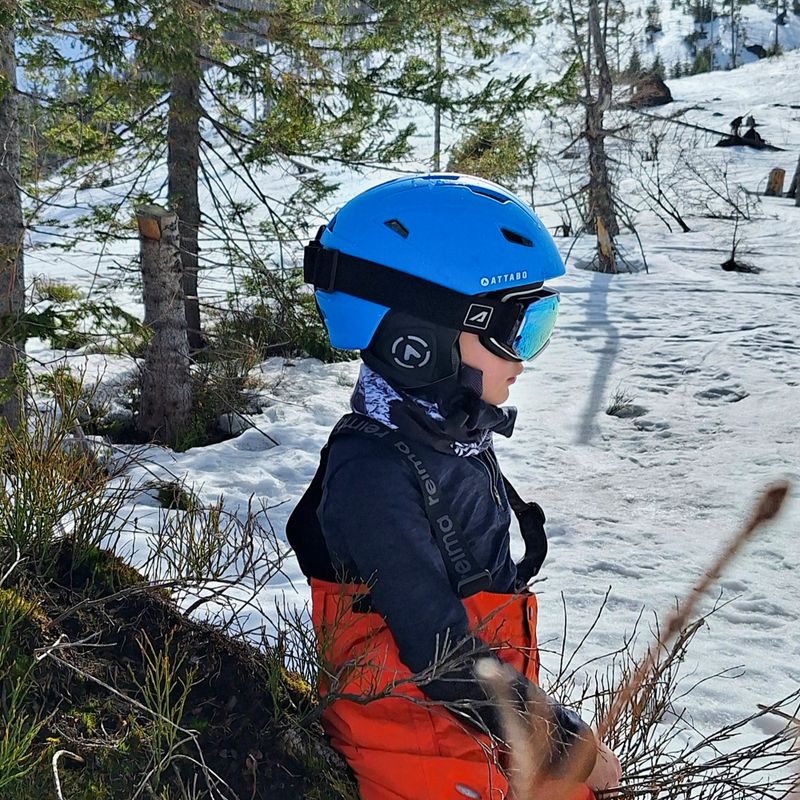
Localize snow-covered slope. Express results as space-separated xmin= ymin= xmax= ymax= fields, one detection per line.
xmin=25 ymin=42 xmax=800 ymax=767
xmin=586 ymin=1 xmax=800 ymax=74
xmin=632 ymin=0 xmax=800 ymax=72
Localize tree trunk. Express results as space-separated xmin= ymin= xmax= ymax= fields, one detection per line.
xmin=586 ymin=0 xmax=619 ymax=273
xmin=137 ymin=205 xmax=193 ymax=448
xmin=596 ymin=215 xmax=616 ymax=273
xmin=787 ymin=155 xmax=800 ymax=199
xmin=168 ymin=68 xmax=203 ymax=351
xmin=432 ymin=26 xmax=442 ymax=171
xmin=764 ymin=167 xmax=785 ymax=196
xmin=0 ymin=9 xmax=25 ymax=430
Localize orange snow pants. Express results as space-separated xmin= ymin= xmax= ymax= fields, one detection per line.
xmin=311 ymin=579 xmax=596 ymax=800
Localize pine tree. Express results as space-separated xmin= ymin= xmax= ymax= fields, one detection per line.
xmin=0 ymin=0 xmax=24 ymax=429
xmin=688 ymin=0 xmax=714 ymax=23
xmin=691 ymin=45 xmax=714 ymax=73
xmin=374 ymin=1 xmax=549 ymax=172
xmin=626 ymin=46 xmax=643 ymax=79
xmin=646 ymin=0 xmax=663 ymax=33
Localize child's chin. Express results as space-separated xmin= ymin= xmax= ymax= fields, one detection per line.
xmin=484 ymin=389 xmax=510 ymax=406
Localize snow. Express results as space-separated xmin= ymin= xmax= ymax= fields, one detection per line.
xmin=640 ymin=2 xmax=800 ymax=72
xmin=22 ymin=27 xmax=800 ymax=775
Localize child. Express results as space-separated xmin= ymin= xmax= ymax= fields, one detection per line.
xmin=288 ymin=174 xmax=621 ymax=800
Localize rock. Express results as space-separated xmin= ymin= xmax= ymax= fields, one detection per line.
xmin=609 ymin=404 xmax=648 ymax=419
xmin=721 ymin=256 xmax=760 ymax=273
xmin=629 ymin=73 xmax=673 ymax=108
xmin=745 ymin=43 xmax=767 ymax=59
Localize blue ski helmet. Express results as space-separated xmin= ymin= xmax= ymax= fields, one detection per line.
xmin=304 ymin=174 xmax=565 ymax=387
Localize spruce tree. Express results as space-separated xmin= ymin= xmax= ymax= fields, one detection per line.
xmin=17 ymin=0 xmax=553 ymax=349
xmin=0 ymin=0 xmax=24 ymax=429
xmin=626 ymin=46 xmax=643 ymax=79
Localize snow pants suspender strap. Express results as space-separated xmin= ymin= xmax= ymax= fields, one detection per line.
xmin=287 ymin=413 xmax=549 ymax=595
xmin=332 ymin=413 xmax=493 ymax=598
xmin=501 ymin=477 xmax=548 ymax=584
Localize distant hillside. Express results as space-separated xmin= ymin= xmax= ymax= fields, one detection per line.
xmin=612 ymin=0 xmax=800 ymax=76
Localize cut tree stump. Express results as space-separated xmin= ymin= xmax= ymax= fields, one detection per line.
xmin=136 ymin=204 xmax=193 ymax=448
xmin=764 ymin=168 xmax=785 ymax=197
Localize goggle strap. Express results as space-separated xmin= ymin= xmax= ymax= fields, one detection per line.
xmin=305 ymin=240 xmax=520 ymax=341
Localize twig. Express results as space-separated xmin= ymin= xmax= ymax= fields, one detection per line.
xmin=756 ymin=704 xmax=800 ymax=724
xmin=596 ymin=481 xmax=790 ymax=742
xmin=476 ymin=659 xmax=596 ymax=800
xmin=53 ymin=749 xmax=85 ymax=800
xmin=33 ymin=633 xmax=114 ymax=662
xmin=476 ymin=659 xmax=548 ymax=796
xmin=245 ymin=751 xmax=260 ymax=800
xmin=0 ymin=537 xmax=23 ymax=587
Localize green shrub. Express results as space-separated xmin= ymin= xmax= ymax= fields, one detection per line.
xmin=145 ymin=479 xmax=200 ymax=512
xmin=446 ymin=118 xmax=535 ymax=187
xmin=12 ymin=297 xmax=147 ymax=354
xmin=33 ymin=279 xmax=83 ymax=304
xmin=0 ymin=373 xmax=130 ymax=576
xmin=222 ymin=265 xmax=354 ymax=364
xmin=690 ymin=45 xmax=713 ymax=74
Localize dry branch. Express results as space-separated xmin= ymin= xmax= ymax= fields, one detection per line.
xmin=477 ymin=481 xmax=792 ymax=800
xmin=597 ymin=481 xmax=789 ymax=742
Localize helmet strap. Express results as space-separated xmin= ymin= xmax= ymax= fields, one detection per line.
xmin=305 ymin=240 xmax=522 ymax=344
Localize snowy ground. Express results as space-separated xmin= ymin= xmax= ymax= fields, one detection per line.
xmin=24 ymin=44 xmax=800 ymax=760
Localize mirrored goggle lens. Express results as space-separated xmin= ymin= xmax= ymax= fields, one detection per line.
xmin=512 ymin=293 xmax=560 ymax=360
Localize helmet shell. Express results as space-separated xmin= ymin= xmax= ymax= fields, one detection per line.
xmin=314 ymin=174 xmax=565 ymax=350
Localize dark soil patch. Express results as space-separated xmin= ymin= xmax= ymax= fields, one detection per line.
xmin=2 ymin=541 xmax=353 ymax=800
xmin=721 ymin=256 xmax=761 ymax=273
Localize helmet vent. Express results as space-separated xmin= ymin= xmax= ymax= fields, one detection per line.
xmin=501 ymin=228 xmax=533 ymax=247
xmin=384 ymin=219 xmax=409 ymax=238
xmin=470 ymin=187 xmax=510 ymax=204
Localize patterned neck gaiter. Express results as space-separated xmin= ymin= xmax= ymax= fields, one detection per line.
xmin=350 ymin=363 xmax=516 ymax=457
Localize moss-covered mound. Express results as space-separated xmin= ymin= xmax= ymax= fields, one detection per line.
xmin=0 ymin=540 xmax=356 ymax=800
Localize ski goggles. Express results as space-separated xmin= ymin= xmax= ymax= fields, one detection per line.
xmin=304 ymin=235 xmax=561 ymax=361
xmin=481 ymin=288 xmax=560 ymax=362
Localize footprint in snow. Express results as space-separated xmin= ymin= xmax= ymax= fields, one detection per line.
xmin=694 ymin=385 xmax=749 ymax=404
xmin=633 ymin=417 xmax=671 ymax=432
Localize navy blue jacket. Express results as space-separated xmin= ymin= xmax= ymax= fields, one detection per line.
xmin=320 ymin=433 xmax=516 ymax=672
xmin=318 ymin=429 xmax=585 ymax=747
